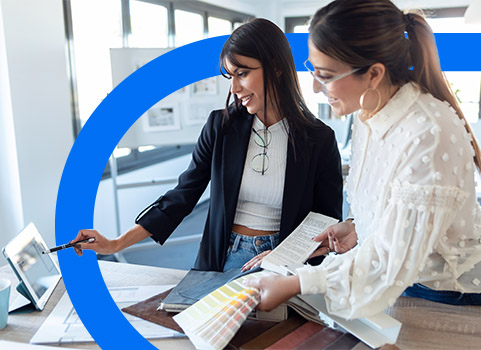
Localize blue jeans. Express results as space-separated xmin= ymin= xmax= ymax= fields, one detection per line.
xmin=223 ymin=231 xmax=280 ymax=272
xmin=402 ymin=283 xmax=481 ymax=306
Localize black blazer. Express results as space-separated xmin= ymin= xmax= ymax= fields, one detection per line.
xmin=136 ymin=109 xmax=343 ymax=271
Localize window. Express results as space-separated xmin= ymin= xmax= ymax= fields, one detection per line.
xmin=293 ymin=24 xmax=309 ymax=33
xmin=285 ymin=16 xmax=310 ymax=34
xmin=285 ymin=16 xmax=328 ymax=120
xmin=129 ymin=1 xmax=169 ymax=48
xmin=64 ymin=0 xmax=252 ymax=177
xmin=69 ymin=0 xmax=123 ymax=128
xmin=425 ymin=16 xmax=481 ymax=122
xmin=174 ymin=10 xmax=205 ymax=47
xmin=208 ymin=17 xmax=232 ymax=37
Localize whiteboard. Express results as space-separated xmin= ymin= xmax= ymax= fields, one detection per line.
xmin=110 ymin=48 xmax=230 ymax=148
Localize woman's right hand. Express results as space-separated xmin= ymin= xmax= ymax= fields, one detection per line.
xmin=310 ymin=221 xmax=358 ymax=258
xmin=71 ymin=229 xmax=118 ymax=256
xmin=241 ymin=250 xmax=271 ymax=272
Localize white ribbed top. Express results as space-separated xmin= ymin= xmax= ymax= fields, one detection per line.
xmin=233 ymin=116 xmax=288 ymax=231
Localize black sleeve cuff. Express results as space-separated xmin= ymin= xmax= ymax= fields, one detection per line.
xmin=135 ymin=202 xmax=176 ymax=245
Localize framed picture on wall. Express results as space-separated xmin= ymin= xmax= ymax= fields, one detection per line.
xmin=192 ymin=77 xmax=217 ymax=95
xmin=185 ymin=103 xmax=216 ymax=126
xmin=142 ymin=103 xmax=181 ymax=132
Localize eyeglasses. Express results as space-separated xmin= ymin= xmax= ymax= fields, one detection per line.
xmin=304 ymin=59 xmax=362 ymax=94
xmin=251 ymin=128 xmax=271 ymax=175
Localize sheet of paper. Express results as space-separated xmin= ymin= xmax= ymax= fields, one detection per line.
xmin=30 ymin=285 xmax=182 ymax=344
xmin=262 ymin=212 xmax=338 ymax=269
xmin=0 ymin=340 xmax=79 ymax=350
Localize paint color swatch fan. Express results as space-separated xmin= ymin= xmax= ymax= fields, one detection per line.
xmin=173 ymin=270 xmax=274 ymax=350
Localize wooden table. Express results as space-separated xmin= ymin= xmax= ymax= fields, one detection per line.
xmin=1 ymin=260 xmax=480 ymax=349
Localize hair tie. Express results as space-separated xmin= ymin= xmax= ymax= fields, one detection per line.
xmin=404 ymin=13 xmax=415 ymax=31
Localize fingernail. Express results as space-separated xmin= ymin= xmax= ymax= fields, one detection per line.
xmin=328 ymin=232 xmax=333 ymax=238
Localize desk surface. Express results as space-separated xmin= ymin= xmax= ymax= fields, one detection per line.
xmin=1 ymin=260 xmax=480 ymax=350
xmin=0 ymin=260 xmax=193 ymax=349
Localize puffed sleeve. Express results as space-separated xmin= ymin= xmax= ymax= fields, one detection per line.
xmin=297 ymin=181 xmax=468 ymax=319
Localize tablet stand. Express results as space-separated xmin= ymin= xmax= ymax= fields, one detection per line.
xmin=9 ymin=281 xmax=37 ymax=313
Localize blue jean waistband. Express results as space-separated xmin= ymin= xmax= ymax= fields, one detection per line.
xmin=402 ymin=283 xmax=481 ymax=306
xmin=230 ymin=231 xmax=280 ymax=252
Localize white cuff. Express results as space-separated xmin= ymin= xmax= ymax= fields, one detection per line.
xmin=296 ymin=265 xmax=326 ymax=295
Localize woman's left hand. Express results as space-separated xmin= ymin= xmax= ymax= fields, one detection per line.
xmin=241 ymin=250 xmax=271 ymax=272
xmin=310 ymin=221 xmax=358 ymax=258
xmin=245 ymin=275 xmax=300 ymax=311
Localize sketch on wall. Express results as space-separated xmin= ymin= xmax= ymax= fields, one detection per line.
xmin=143 ymin=104 xmax=181 ymax=132
xmin=192 ymin=77 xmax=217 ymax=95
xmin=186 ymin=103 xmax=216 ymax=126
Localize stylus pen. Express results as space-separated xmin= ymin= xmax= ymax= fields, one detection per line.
xmin=42 ymin=237 xmax=95 ymax=254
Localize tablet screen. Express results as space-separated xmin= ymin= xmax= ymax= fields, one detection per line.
xmin=3 ymin=223 xmax=61 ymax=310
xmin=13 ymin=234 xmax=59 ymax=299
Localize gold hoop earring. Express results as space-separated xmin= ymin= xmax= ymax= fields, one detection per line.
xmin=359 ymin=87 xmax=382 ymax=122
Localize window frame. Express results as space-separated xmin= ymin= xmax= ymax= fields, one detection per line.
xmin=285 ymin=16 xmax=310 ymax=34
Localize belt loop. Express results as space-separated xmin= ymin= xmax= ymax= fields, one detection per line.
xmin=232 ymin=232 xmax=241 ymax=252
xmin=270 ymin=232 xmax=279 ymax=248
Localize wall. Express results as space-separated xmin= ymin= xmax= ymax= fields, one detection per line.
xmin=0 ymin=1 xmax=23 ymax=251
xmin=0 ymin=0 xmax=74 ymax=249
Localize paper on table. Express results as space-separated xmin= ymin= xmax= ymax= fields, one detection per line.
xmin=30 ymin=285 xmax=182 ymax=344
xmin=0 ymin=340 xmax=79 ymax=350
xmin=261 ymin=212 xmax=338 ymax=275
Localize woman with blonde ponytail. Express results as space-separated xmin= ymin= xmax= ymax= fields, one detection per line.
xmin=247 ymin=0 xmax=481 ymax=318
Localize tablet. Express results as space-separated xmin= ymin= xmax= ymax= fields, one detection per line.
xmin=2 ymin=223 xmax=61 ymax=311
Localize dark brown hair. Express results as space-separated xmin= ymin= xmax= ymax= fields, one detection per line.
xmin=219 ymin=18 xmax=317 ymax=148
xmin=310 ymin=0 xmax=481 ymax=171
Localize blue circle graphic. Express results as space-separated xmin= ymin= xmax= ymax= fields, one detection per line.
xmin=56 ymin=33 xmax=481 ymax=349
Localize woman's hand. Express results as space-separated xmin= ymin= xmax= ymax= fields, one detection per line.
xmin=72 ymin=225 xmax=151 ymax=256
xmin=72 ymin=229 xmax=118 ymax=256
xmin=310 ymin=221 xmax=358 ymax=258
xmin=241 ymin=250 xmax=271 ymax=272
xmin=245 ymin=275 xmax=300 ymax=311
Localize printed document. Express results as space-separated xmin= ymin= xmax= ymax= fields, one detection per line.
xmin=261 ymin=212 xmax=338 ymax=275
xmin=30 ymin=285 xmax=181 ymax=344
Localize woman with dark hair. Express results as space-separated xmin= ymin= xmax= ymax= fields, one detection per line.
xmin=72 ymin=18 xmax=343 ymax=272
xmin=248 ymin=0 xmax=481 ymax=317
